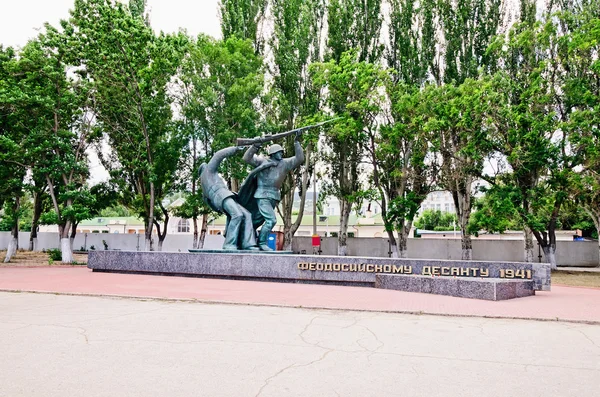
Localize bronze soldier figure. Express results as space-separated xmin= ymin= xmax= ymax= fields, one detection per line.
xmin=199 ymin=146 xmax=259 ymax=251
xmin=241 ymin=135 xmax=304 ymax=251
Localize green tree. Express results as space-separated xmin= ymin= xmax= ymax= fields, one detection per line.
xmin=0 ymin=45 xmax=27 ymax=262
xmin=374 ymin=0 xmax=439 ymax=258
xmin=70 ymin=0 xmax=187 ymax=251
xmin=467 ymin=187 xmax=522 ymax=236
xmin=483 ymin=8 xmax=579 ymax=268
xmin=267 ymin=0 xmax=326 ymax=250
xmin=553 ymin=0 xmax=600 ymax=265
xmin=327 ymin=0 xmax=383 ymax=63
xmin=429 ymin=0 xmax=504 ymax=260
xmin=311 ymin=52 xmax=385 ymax=255
xmin=423 ymin=79 xmax=495 ymax=260
xmin=220 ymin=0 xmax=268 ymax=54
xmin=175 ymin=35 xmax=263 ymax=247
xmin=415 ymin=209 xmax=458 ymax=231
xmin=15 ymin=32 xmax=95 ymax=263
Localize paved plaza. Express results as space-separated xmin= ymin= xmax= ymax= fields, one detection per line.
xmin=1 ymin=291 xmax=599 ymax=397
xmin=1 ymin=267 xmax=600 ymax=396
xmin=1 ymin=266 xmax=600 ymax=323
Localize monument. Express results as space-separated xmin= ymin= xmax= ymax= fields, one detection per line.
xmin=197 ymin=120 xmax=334 ymax=252
xmin=88 ymin=120 xmax=551 ymax=301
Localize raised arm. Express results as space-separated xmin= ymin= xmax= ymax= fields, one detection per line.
xmin=243 ymin=144 xmax=265 ymax=167
xmin=206 ymin=146 xmax=241 ymax=172
xmin=286 ymin=140 xmax=305 ymax=170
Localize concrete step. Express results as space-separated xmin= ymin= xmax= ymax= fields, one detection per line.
xmin=375 ymin=274 xmax=535 ymax=301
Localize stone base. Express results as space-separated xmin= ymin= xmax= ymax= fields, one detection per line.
xmin=87 ymin=251 xmax=548 ymax=300
xmin=189 ymin=249 xmax=294 ymax=255
xmin=375 ymin=274 xmax=535 ymax=301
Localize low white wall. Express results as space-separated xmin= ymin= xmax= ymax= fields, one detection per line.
xmin=292 ymin=237 xmax=599 ymax=267
xmin=1 ymin=232 xmax=597 ymax=267
xmin=0 ymin=232 xmax=224 ymax=252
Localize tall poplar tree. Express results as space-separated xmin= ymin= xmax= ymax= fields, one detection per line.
xmin=375 ymin=0 xmax=440 ymax=258
xmin=268 ymin=0 xmax=326 ymax=250
xmin=69 ymin=0 xmax=187 ymax=251
xmin=435 ymin=0 xmax=504 ymax=260
xmin=220 ymin=0 xmax=268 ymax=54
xmin=319 ymin=0 xmax=383 ymax=255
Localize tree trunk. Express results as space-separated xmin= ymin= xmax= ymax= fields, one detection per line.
xmin=523 ymin=226 xmax=534 ymax=263
xmin=398 ymin=221 xmax=413 ymax=259
xmin=583 ymin=207 xmax=599 ymax=268
xmin=70 ymin=222 xmax=77 ymax=252
xmin=597 ymin=235 xmax=600 ymax=269
xmin=29 ymin=197 xmax=40 ymax=250
xmin=199 ymin=213 xmax=208 ymax=249
xmin=58 ymin=221 xmax=74 ymax=263
xmin=455 ymin=188 xmax=473 ymax=260
xmin=145 ymin=236 xmax=153 ymax=251
xmin=61 ymin=237 xmax=74 ymax=263
xmin=4 ymin=225 xmax=18 ymax=263
xmin=338 ymin=199 xmax=351 ymax=256
xmin=460 ymin=228 xmax=473 ymax=260
xmin=4 ymin=236 xmax=17 ymax=263
xmin=386 ymin=230 xmax=399 ymax=258
xmin=144 ymin=218 xmax=153 ymax=251
xmin=542 ymin=245 xmax=557 ymax=270
xmin=4 ymin=197 xmax=20 ymax=263
xmin=192 ymin=215 xmax=199 ymax=249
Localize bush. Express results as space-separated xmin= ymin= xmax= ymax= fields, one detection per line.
xmin=47 ymin=249 xmax=62 ymax=261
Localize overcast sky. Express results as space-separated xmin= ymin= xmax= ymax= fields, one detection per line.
xmin=0 ymin=0 xmax=222 ymax=49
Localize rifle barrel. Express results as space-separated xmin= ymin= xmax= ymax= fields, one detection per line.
xmin=235 ymin=118 xmax=341 ymax=146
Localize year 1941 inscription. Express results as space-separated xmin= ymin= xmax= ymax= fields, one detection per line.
xmin=297 ymin=262 xmax=532 ymax=279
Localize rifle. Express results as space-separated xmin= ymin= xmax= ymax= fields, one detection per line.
xmin=236 ymin=118 xmax=342 ymax=146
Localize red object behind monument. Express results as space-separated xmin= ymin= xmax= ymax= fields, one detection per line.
xmin=312 ymin=235 xmax=321 ymax=247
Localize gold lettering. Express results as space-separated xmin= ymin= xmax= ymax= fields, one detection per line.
xmin=309 ymin=263 xmax=316 ymax=271
xmin=460 ymin=268 xmax=470 ymax=276
xmin=333 ymin=263 xmax=341 ymax=272
xmin=470 ymin=268 xmax=478 ymax=277
xmin=383 ymin=265 xmax=392 ymax=273
xmin=359 ymin=264 xmax=366 ymax=272
xmin=404 ymin=265 xmax=413 ymax=274
xmin=324 ymin=263 xmax=332 ymax=271
xmin=375 ymin=264 xmax=383 ymax=273
xmin=350 ymin=264 xmax=358 ymax=272
xmin=480 ymin=268 xmax=489 ymax=277
xmin=441 ymin=267 xmax=450 ymax=276
xmin=392 ymin=265 xmax=403 ymax=274
xmin=298 ymin=262 xmax=308 ymax=270
xmin=366 ymin=264 xmax=375 ymax=273
xmin=342 ymin=264 xmax=349 ymax=272
xmin=422 ymin=266 xmax=432 ymax=276
xmin=431 ymin=266 xmax=441 ymax=276
xmin=316 ymin=263 xmax=324 ymax=271
xmin=526 ymin=270 xmax=532 ymax=279
xmin=451 ymin=267 xmax=460 ymax=276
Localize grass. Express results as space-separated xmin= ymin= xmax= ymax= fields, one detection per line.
xmin=552 ymin=270 xmax=600 ymax=288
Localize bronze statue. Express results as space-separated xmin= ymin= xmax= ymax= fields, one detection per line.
xmin=199 ymin=146 xmax=259 ymax=251
xmin=239 ymin=136 xmax=304 ymax=251
xmin=200 ymin=119 xmax=337 ymax=251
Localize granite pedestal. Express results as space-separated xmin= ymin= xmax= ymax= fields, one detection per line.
xmin=375 ymin=274 xmax=535 ymax=301
xmin=88 ymin=251 xmax=550 ymax=301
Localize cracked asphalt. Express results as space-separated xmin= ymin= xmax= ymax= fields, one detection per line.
xmin=1 ymin=291 xmax=599 ymax=397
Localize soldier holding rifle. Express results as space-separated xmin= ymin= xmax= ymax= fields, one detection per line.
xmin=237 ymin=119 xmax=338 ymax=251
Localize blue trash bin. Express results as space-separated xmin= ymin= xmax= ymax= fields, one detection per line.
xmin=267 ymin=233 xmax=277 ymax=250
